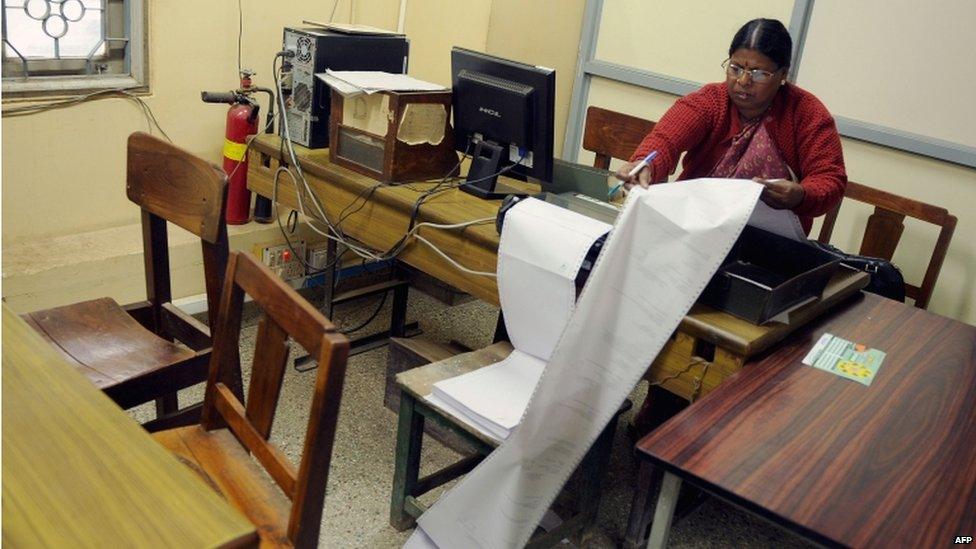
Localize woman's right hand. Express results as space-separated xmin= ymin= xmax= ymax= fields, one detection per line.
xmin=614 ymin=161 xmax=653 ymax=189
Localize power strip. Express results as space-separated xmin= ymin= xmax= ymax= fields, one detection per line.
xmin=254 ymin=240 xmax=306 ymax=281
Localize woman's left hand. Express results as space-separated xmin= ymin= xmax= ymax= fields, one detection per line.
xmin=755 ymin=178 xmax=805 ymax=209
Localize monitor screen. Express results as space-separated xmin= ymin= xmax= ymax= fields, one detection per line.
xmin=451 ymin=47 xmax=555 ymax=199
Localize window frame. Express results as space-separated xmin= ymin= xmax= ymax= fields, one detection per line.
xmin=1 ymin=0 xmax=147 ymax=99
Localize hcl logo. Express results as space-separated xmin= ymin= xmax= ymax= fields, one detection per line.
xmin=478 ymin=107 xmax=501 ymax=118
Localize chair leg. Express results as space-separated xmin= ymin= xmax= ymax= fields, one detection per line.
xmin=579 ymin=416 xmax=618 ymax=537
xmin=154 ymin=393 xmax=179 ymax=417
xmin=624 ymin=460 xmax=663 ymax=549
xmin=390 ymin=392 xmax=425 ymax=530
xmin=142 ymin=402 xmax=203 ymax=432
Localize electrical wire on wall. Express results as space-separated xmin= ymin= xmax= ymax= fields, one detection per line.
xmin=2 ymin=88 xmax=172 ymax=142
xmin=237 ymin=0 xmax=244 ymax=74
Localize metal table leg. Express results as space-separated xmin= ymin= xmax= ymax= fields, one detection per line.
xmin=646 ymin=472 xmax=682 ymax=549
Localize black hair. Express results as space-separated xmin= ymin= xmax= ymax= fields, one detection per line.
xmin=729 ymin=19 xmax=793 ymax=70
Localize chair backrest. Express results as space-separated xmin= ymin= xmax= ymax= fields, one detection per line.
xmin=126 ymin=132 xmax=229 ymax=331
xmin=200 ymin=252 xmax=350 ymax=547
xmin=582 ymin=106 xmax=656 ymax=170
xmin=817 ymin=181 xmax=957 ymax=309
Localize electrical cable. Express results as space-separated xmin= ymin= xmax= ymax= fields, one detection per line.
xmin=406 ymin=151 xmax=523 ymax=233
xmin=237 ymin=0 xmax=244 ymax=75
xmin=414 ymin=235 xmax=498 ymax=278
xmin=3 ymin=87 xmax=172 ymax=141
xmin=338 ymin=292 xmax=388 ymax=334
xmin=333 ymin=181 xmax=385 ymax=232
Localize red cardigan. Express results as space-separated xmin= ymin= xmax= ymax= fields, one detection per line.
xmin=630 ymin=82 xmax=846 ymax=234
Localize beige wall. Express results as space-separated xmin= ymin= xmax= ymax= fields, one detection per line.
xmin=484 ymin=0 xmax=584 ymax=158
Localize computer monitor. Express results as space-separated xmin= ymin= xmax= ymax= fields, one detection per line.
xmin=451 ymin=47 xmax=555 ymax=199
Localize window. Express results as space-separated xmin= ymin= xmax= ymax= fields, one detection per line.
xmin=2 ymin=0 xmax=146 ymax=97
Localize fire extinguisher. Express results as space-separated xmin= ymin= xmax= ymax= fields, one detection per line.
xmin=201 ymin=69 xmax=275 ymax=224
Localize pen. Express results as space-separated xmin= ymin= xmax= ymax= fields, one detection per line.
xmin=608 ymin=150 xmax=658 ymax=198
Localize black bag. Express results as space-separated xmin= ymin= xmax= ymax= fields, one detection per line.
xmin=808 ymin=241 xmax=906 ymax=302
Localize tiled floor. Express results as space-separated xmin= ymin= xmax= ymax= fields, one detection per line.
xmin=131 ymin=288 xmax=812 ymax=548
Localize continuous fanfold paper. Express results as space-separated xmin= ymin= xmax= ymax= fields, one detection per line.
xmin=408 ymin=179 xmax=763 ymax=549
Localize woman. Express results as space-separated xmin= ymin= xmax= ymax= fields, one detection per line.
xmin=615 ymin=18 xmax=846 ymax=235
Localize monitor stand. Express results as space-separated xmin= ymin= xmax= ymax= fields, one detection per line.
xmin=460 ymin=140 xmax=530 ymax=200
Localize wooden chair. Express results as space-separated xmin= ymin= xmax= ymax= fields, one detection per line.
xmin=153 ymin=252 xmax=350 ymax=548
xmin=582 ymin=105 xmax=655 ymax=169
xmin=817 ymin=181 xmax=957 ymax=309
xmin=21 ymin=132 xmax=231 ymax=424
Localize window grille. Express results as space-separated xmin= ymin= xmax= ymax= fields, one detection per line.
xmin=2 ymin=0 xmax=146 ymax=96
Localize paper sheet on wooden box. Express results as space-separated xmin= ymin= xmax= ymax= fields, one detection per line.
xmin=396 ymin=103 xmax=448 ymax=146
xmin=406 ymin=179 xmax=762 ymax=549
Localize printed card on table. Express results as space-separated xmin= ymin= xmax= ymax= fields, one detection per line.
xmin=802 ymin=333 xmax=886 ymax=386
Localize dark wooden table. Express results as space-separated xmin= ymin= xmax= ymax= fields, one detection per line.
xmin=633 ymin=293 xmax=976 ymax=548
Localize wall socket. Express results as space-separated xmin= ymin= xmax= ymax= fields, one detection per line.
xmin=307 ymin=243 xmax=331 ymax=272
xmin=254 ymin=240 xmax=306 ymax=281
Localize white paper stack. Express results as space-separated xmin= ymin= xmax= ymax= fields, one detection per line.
xmin=316 ymin=70 xmax=447 ymax=96
xmin=426 ymin=351 xmax=545 ymax=441
xmin=424 ymin=198 xmax=613 ymax=441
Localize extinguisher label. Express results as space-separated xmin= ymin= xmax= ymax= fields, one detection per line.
xmin=223 ymin=139 xmax=248 ymax=162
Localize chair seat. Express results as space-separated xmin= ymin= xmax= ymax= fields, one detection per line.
xmin=152 ymin=425 xmax=292 ymax=548
xmin=22 ymin=297 xmax=196 ymax=389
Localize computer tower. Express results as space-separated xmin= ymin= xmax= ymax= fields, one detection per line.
xmin=281 ymin=27 xmax=409 ymax=148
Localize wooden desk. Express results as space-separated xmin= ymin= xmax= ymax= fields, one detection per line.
xmin=1 ymin=305 xmax=256 ymax=547
xmin=248 ymin=134 xmax=518 ymax=306
xmin=248 ymin=134 xmax=868 ymax=401
xmin=633 ymin=293 xmax=976 ymax=548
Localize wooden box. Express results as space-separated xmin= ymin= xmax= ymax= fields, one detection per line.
xmin=329 ymin=90 xmax=460 ymax=183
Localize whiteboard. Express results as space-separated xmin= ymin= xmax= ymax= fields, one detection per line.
xmin=595 ymin=0 xmax=795 ymax=84
xmin=796 ymin=0 xmax=976 ymax=148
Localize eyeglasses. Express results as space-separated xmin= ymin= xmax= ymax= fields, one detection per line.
xmin=722 ymin=59 xmax=777 ymax=83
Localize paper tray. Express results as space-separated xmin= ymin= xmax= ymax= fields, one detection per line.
xmin=699 ymin=226 xmax=840 ymax=324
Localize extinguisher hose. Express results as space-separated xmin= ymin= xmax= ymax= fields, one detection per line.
xmin=248 ymin=87 xmax=276 ymax=133
xmin=200 ymin=91 xmax=239 ymax=104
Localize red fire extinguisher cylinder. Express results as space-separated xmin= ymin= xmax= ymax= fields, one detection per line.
xmin=222 ymin=102 xmax=258 ymax=224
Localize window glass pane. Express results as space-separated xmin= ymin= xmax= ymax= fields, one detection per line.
xmin=3 ymin=2 xmax=103 ymax=59
xmin=4 ymin=8 xmax=56 ymax=58
xmin=2 ymin=0 xmax=144 ymax=93
xmin=58 ymin=9 xmax=104 ymax=57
